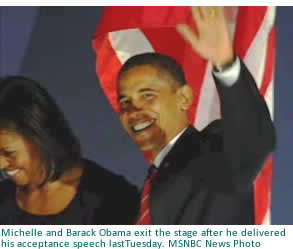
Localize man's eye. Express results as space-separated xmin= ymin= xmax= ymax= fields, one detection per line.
xmin=143 ymin=93 xmax=154 ymax=99
xmin=120 ymin=99 xmax=130 ymax=108
xmin=1 ymin=151 xmax=15 ymax=157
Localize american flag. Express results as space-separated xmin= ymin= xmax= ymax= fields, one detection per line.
xmin=93 ymin=6 xmax=276 ymax=225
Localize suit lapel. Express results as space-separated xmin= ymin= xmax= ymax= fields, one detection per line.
xmin=150 ymin=125 xmax=202 ymax=224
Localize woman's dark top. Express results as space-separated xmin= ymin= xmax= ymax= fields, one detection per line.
xmin=0 ymin=159 xmax=139 ymax=224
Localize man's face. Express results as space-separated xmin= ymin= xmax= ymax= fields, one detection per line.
xmin=118 ymin=65 xmax=187 ymax=156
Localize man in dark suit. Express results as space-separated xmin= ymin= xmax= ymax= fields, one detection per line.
xmin=117 ymin=7 xmax=275 ymax=224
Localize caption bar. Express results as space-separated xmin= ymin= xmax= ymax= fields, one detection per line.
xmin=0 ymin=225 xmax=291 ymax=249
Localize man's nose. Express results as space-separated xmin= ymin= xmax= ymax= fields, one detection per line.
xmin=131 ymin=99 xmax=144 ymax=110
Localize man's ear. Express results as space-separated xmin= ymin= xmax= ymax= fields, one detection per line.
xmin=176 ymin=85 xmax=193 ymax=111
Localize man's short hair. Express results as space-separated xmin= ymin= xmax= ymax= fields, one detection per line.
xmin=118 ymin=52 xmax=187 ymax=87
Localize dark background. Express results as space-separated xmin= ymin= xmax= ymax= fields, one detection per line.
xmin=0 ymin=7 xmax=291 ymax=224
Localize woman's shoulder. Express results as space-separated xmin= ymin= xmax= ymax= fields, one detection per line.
xmin=80 ymin=158 xmax=138 ymax=192
xmin=57 ymin=159 xmax=118 ymax=186
xmin=81 ymin=158 xmax=121 ymax=182
xmin=82 ymin=158 xmax=119 ymax=178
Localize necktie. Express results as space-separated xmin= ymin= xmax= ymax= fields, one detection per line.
xmin=136 ymin=165 xmax=158 ymax=225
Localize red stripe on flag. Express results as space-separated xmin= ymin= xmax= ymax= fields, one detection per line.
xmin=234 ymin=7 xmax=267 ymax=58
xmin=94 ymin=35 xmax=122 ymax=112
xmin=254 ymin=157 xmax=273 ymax=224
xmin=95 ymin=7 xmax=191 ymax=38
xmin=254 ymin=26 xmax=276 ymax=225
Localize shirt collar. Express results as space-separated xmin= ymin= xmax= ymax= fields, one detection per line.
xmin=153 ymin=127 xmax=188 ymax=168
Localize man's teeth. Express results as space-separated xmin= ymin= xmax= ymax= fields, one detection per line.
xmin=6 ymin=169 xmax=20 ymax=176
xmin=133 ymin=121 xmax=154 ymax=131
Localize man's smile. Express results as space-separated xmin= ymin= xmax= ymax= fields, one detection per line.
xmin=131 ymin=119 xmax=156 ymax=133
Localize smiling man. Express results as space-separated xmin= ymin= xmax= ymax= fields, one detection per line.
xmin=118 ymin=60 xmax=191 ymax=160
xmin=117 ymin=7 xmax=275 ymax=224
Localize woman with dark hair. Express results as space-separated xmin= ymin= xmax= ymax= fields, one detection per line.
xmin=0 ymin=76 xmax=139 ymax=224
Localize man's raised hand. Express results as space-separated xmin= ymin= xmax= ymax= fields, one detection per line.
xmin=176 ymin=6 xmax=234 ymax=67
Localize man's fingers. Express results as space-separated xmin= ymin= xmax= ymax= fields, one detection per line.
xmin=217 ymin=6 xmax=225 ymax=17
xmin=200 ymin=6 xmax=221 ymax=21
xmin=176 ymin=24 xmax=199 ymax=50
xmin=191 ymin=6 xmax=202 ymax=25
xmin=199 ymin=6 xmax=209 ymax=20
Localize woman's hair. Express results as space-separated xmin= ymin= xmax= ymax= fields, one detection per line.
xmin=0 ymin=76 xmax=81 ymax=180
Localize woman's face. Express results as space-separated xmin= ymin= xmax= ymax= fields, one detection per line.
xmin=0 ymin=130 xmax=46 ymax=187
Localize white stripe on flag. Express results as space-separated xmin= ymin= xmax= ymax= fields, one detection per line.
xmin=109 ymin=29 xmax=154 ymax=64
xmin=194 ymin=63 xmax=221 ymax=130
xmin=262 ymin=206 xmax=272 ymax=225
xmin=243 ymin=7 xmax=276 ymax=89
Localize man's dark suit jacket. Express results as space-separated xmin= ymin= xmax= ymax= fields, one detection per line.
xmin=150 ymin=60 xmax=276 ymax=224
